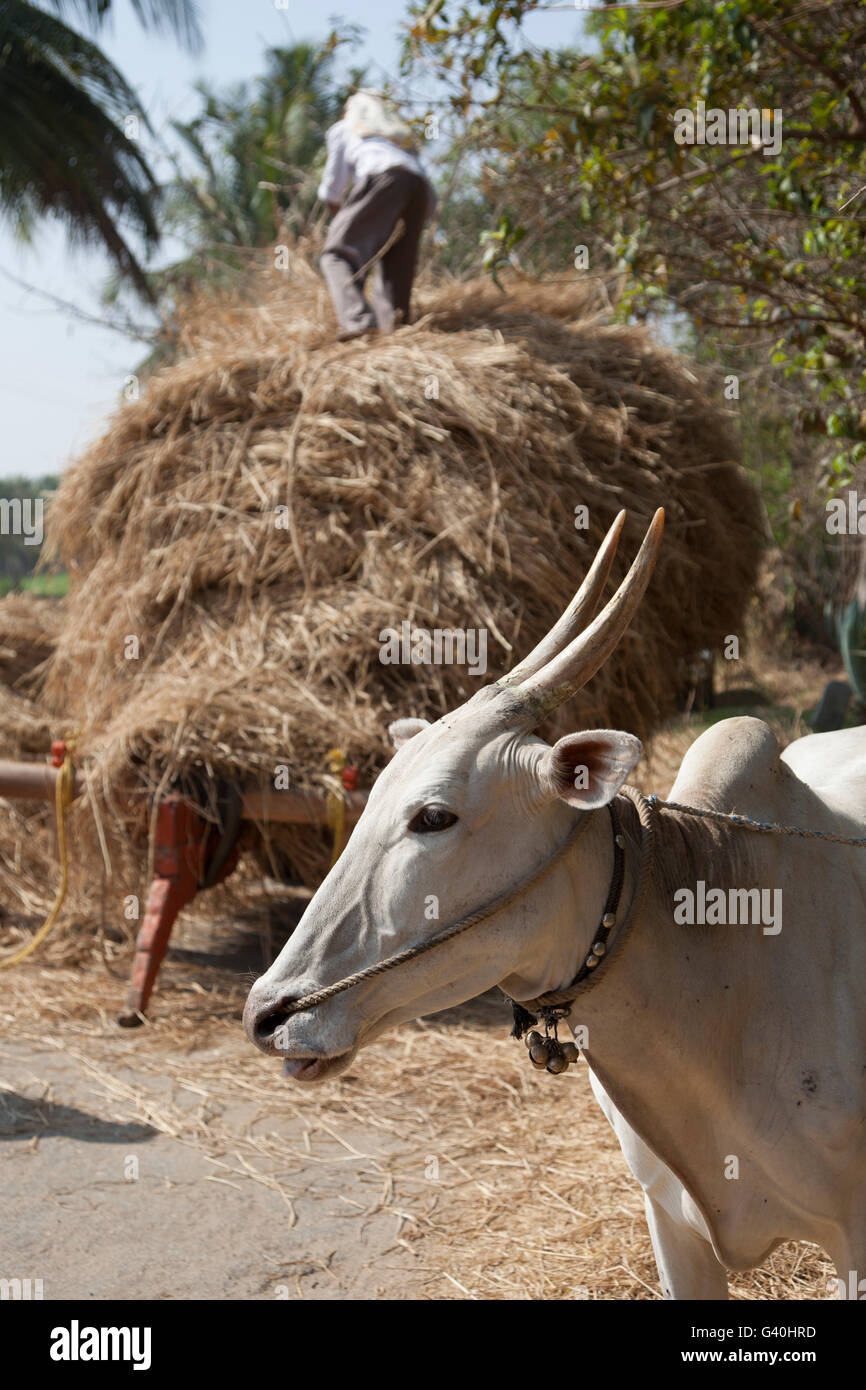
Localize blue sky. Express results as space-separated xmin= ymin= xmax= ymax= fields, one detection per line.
xmin=1 ymin=1 xmax=584 ymax=479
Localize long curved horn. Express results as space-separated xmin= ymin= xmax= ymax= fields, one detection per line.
xmin=511 ymin=508 xmax=665 ymax=723
xmin=497 ymin=509 xmax=626 ymax=689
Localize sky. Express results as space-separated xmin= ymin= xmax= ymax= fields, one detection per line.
xmin=1 ymin=0 xmax=585 ymax=480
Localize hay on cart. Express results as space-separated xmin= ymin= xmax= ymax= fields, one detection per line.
xmin=43 ymin=263 xmax=763 ymax=889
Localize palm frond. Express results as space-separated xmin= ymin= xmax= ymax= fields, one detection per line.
xmin=43 ymin=0 xmax=202 ymax=53
xmin=0 ymin=0 xmax=162 ymax=300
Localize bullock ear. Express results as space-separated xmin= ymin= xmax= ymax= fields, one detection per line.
xmin=388 ymin=717 xmax=431 ymax=750
xmin=537 ymin=730 xmax=642 ymax=810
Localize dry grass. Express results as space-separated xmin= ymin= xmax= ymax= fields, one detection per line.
xmin=41 ymin=258 xmax=763 ymax=895
xmin=634 ymin=655 xmax=833 ymax=796
xmin=0 ymin=680 xmax=839 ymax=1300
xmin=0 ymin=599 xmax=67 ymax=925
xmin=0 ymin=951 xmax=833 ymax=1301
xmin=0 ymin=592 xmax=62 ymax=690
xmin=0 ymin=263 xmax=840 ymax=1300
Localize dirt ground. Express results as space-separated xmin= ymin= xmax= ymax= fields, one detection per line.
xmin=0 ymin=920 xmax=834 ymax=1302
xmin=0 ymin=1037 xmax=417 ymax=1300
xmin=1 ymin=904 xmax=430 ymax=1301
xmin=0 ymin=661 xmax=846 ymax=1301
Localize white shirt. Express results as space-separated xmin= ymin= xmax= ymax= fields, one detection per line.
xmin=317 ymin=120 xmax=437 ymax=218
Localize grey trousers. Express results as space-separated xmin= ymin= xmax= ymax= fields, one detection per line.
xmin=320 ymin=167 xmax=429 ymax=335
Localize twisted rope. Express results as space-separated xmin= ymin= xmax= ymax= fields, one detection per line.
xmin=325 ymin=748 xmax=348 ymax=869
xmin=278 ymin=811 xmax=593 ymax=1019
xmin=647 ymin=794 xmax=866 ymax=847
xmin=272 ymin=782 xmax=866 ymax=1027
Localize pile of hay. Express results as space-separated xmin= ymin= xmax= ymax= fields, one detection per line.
xmin=0 ymin=594 xmax=63 ymax=769
xmin=0 ymin=592 xmax=62 ymax=694
xmin=0 ymin=595 xmax=67 ymax=928
xmin=44 ymin=260 xmax=763 ymax=887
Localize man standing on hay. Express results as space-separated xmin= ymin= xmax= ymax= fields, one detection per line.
xmin=318 ymin=91 xmax=437 ymax=341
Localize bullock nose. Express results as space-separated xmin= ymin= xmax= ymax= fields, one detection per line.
xmin=243 ymin=988 xmax=295 ymax=1050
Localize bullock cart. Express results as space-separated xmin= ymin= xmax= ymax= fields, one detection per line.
xmin=0 ymin=746 xmax=368 ymax=1023
xmin=1 ymin=264 xmax=764 ymax=1042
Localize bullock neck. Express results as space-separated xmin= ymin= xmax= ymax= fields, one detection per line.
xmin=506 ymin=788 xmax=650 ymax=1019
xmin=569 ymin=794 xmax=742 ymax=1090
xmin=499 ymin=803 xmax=621 ymax=1006
xmin=556 ymin=788 xmax=660 ymax=1018
xmin=565 ymin=809 xmax=781 ymax=1263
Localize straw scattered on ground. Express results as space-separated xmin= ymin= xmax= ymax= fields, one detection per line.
xmin=0 ymin=671 xmax=838 ymax=1300
xmin=1 ymin=952 xmax=833 ymax=1301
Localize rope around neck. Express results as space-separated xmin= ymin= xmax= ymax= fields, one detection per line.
xmin=271 ymin=783 xmax=866 ymax=1028
xmin=276 ymin=810 xmax=593 ymax=1019
xmin=515 ymin=784 xmax=866 ymax=1017
xmin=647 ymin=794 xmax=866 ymax=847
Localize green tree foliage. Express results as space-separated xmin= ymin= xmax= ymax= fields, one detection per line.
xmin=0 ymin=0 xmax=201 ymax=301
xmin=405 ymin=0 xmax=866 ymax=488
xmin=0 ymin=474 xmax=59 ymax=591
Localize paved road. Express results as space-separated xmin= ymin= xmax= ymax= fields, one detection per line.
xmin=0 ymin=1039 xmax=416 ymax=1300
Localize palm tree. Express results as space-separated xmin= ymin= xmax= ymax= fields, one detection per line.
xmin=0 ymin=0 xmax=202 ymax=302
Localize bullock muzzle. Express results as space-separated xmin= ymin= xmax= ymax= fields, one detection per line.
xmin=243 ymin=982 xmax=356 ymax=1082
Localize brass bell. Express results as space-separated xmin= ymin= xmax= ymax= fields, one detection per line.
xmin=524 ymin=1029 xmax=543 ymax=1050
xmin=546 ymin=1051 xmax=569 ymax=1075
xmin=561 ymin=1041 xmax=579 ymax=1064
xmin=529 ymin=1040 xmax=551 ymax=1067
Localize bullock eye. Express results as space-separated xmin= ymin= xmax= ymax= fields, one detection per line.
xmin=408 ymin=806 xmax=459 ymax=834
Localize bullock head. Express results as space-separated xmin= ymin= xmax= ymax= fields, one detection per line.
xmin=244 ymin=509 xmax=664 ymax=1080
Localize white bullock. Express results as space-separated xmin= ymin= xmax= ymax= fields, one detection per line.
xmin=245 ymin=510 xmax=866 ymax=1300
